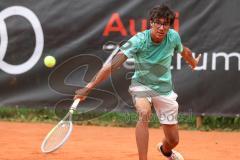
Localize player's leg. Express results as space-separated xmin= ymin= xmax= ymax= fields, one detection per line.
xmin=161 ymin=124 xmax=179 ymax=155
xmin=153 ymin=92 xmax=184 ymax=160
xmin=134 ymin=97 xmax=152 ymax=160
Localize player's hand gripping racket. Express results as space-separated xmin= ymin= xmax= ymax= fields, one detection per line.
xmin=41 ymin=98 xmax=80 ymax=153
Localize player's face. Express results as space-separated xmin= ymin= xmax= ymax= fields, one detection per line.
xmin=151 ymin=18 xmax=170 ymax=42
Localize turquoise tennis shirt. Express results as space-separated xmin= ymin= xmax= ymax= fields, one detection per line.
xmin=120 ymin=29 xmax=183 ymax=95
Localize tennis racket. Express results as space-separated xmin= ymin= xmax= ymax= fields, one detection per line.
xmin=41 ymin=98 xmax=80 ymax=153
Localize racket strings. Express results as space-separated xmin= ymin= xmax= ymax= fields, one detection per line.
xmin=42 ymin=121 xmax=71 ymax=152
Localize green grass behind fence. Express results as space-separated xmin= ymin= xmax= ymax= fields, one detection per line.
xmin=0 ymin=107 xmax=239 ymax=131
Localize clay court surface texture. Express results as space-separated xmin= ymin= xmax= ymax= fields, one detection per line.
xmin=0 ymin=121 xmax=239 ymax=160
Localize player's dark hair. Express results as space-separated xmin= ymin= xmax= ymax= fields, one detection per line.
xmin=149 ymin=4 xmax=175 ymax=26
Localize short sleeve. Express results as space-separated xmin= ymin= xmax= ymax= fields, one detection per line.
xmin=120 ymin=33 xmax=142 ymax=58
xmin=174 ymin=32 xmax=183 ymax=53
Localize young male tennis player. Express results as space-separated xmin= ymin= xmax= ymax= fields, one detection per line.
xmin=75 ymin=4 xmax=201 ymax=160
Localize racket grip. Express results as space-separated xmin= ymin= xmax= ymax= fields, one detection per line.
xmin=70 ymin=99 xmax=80 ymax=110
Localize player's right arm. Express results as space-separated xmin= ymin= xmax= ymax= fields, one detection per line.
xmin=74 ymin=51 xmax=128 ymax=101
xmin=75 ymin=32 xmax=142 ymax=101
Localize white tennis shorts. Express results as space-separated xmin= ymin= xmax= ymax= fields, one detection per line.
xmin=129 ymin=84 xmax=179 ymax=125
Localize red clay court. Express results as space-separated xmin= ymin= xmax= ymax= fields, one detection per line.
xmin=0 ymin=121 xmax=239 ymax=160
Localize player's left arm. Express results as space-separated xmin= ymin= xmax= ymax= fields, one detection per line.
xmin=174 ymin=30 xmax=201 ymax=70
xmin=180 ymin=46 xmax=202 ymax=70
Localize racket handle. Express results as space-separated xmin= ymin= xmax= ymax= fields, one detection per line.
xmin=70 ymin=99 xmax=80 ymax=110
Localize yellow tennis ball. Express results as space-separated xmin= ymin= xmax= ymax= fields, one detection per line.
xmin=44 ymin=56 xmax=56 ymax=68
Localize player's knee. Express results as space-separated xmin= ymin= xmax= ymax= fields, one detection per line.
xmin=137 ymin=109 xmax=151 ymax=123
